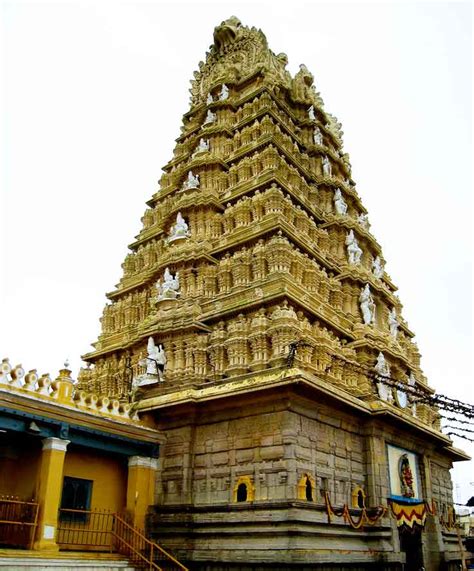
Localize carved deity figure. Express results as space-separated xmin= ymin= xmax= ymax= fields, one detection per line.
xmin=308 ymin=105 xmax=316 ymax=121
xmin=204 ymin=109 xmax=217 ymax=125
xmin=156 ymin=267 xmax=180 ymax=301
xmin=345 ymin=230 xmax=363 ymax=265
xmin=399 ymin=454 xmax=415 ymax=498
xmin=322 ymin=155 xmax=331 ymax=176
xmin=407 ymin=372 xmax=417 ymax=415
xmin=375 ymin=352 xmax=390 ymax=378
xmin=388 ymin=308 xmax=399 ymax=338
xmin=219 ymin=84 xmax=229 ymax=101
xmin=206 ymin=92 xmax=213 ymax=105
xmin=359 ymin=284 xmax=375 ymax=325
xmin=168 ymin=212 xmax=190 ymax=242
xmin=333 ymin=188 xmax=348 ymax=216
xmin=375 ymin=352 xmax=392 ymax=401
xmin=141 ymin=337 xmax=166 ymax=377
xmin=372 ymin=256 xmax=384 ymax=278
xmin=133 ymin=337 xmax=167 ymax=390
xmin=182 ymin=171 xmax=200 ymax=191
xmin=197 ymin=138 xmax=209 ymax=153
xmin=313 ymin=127 xmax=323 ymax=146
xmin=358 ymin=213 xmax=370 ymax=230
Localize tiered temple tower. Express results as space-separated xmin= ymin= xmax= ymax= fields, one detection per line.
xmin=78 ymin=17 xmax=467 ymax=571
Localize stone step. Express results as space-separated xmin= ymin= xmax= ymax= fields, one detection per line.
xmin=0 ymin=556 xmax=136 ymax=570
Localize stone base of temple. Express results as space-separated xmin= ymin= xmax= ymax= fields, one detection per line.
xmin=148 ymin=502 xmax=406 ymax=570
xmin=143 ymin=374 xmax=466 ymax=571
xmin=177 ymin=565 xmax=403 ymax=571
xmin=148 ymin=501 xmax=467 ymax=570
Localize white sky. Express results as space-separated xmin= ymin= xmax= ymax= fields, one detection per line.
xmin=0 ymin=1 xmax=472 ymax=501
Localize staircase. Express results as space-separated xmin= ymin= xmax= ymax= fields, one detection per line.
xmin=0 ymin=510 xmax=188 ymax=571
xmin=114 ymin=514 xmax=188 ymax=570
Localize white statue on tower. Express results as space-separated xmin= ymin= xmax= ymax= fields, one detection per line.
xmin=333 ymin=188 xmax=348 ymax=215
xmin=308 ymin=105 xmax=316 ymax=121
xmin=313 ymin=127 xmax=323 ymax=146
xmin=358 ymin=213 xmax=370 ymax=230
xmin=359 ymin=284 xmax=376 ymax=325
xmin=182 ymin=171 xmax=200 ymax=191
xmin=204 ymin=109 xmax=217 ymax=125
xmin=322 ymin=155 xmax=332 ymax=176
xmin=374 ymin=352 xmax=392 ymax=401
xmin=372 ymin=256 xmax=384 ymax=278
xmin=219 ymin=84 xmax=229 ymax=101
xmin=206 ymin=92 xmax=213 ymax=105
xmin=134 ymin=337 xmax=166 ymax=388
xmin=143 ymin=337 xmax=166 ymax=377
xmin=388 ymin=307 xmax=399 ymax=338
xmin=375 ymin=352 xmax=390 ymax=378
xmin=345 ymin=230 xmax=363 ymax=265
xmin=156 ymin=268 xmax=180 ymax=301
xmin=197 ymin=138 xmax=209 ymax=153
xmin=168 ymin=212 xmax=190 ymax=242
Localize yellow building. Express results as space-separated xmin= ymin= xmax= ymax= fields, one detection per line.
xmin=0 ymin=359 xmax=188 ymax=568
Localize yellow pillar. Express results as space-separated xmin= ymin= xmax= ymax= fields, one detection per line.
xmin=126 ymin=456 xmax=158 ymax=531
xmin=33 ymin=437 xmax=70 ymax=551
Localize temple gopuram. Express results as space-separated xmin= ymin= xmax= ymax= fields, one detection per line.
xmin=75 ymin=16 xmax=468 ymax=571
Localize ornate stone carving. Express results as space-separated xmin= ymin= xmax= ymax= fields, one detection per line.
xmin=190 ymin=17 xmax=291 ymax=107
xmin=345 ymin=230 xmax=363 ymax=265
xmin=156 ymin=268 xmax=180 ymax=301
xmin=333 ymin=188 xmax=347 ymax=215
xmin=203 ymin=110 xmax=217 ymax=125
xmin=168 ymin=212 xmax=190 ymax=243
xmin=359 ymin=284 xmax=375 ymax=325
xmin=219 ymin=84 xmax=229 ymax=101
xmin=325 ymin=113 xmax=344 ymax=146
xmin=358 ymin=213 xmax=370 ymax=230
xmin=313 ymin=127 xmax=323 ymax=146
xmin=388 ymin=308 xmax=399 ymax=338
xmin=372 ymin=256 xmax=384 ymax=278
xmin=136 ymin=337 xmax=166 ymax=387
xmin=82 ymin=17 xmax=438 ymax=444
xmin=322 ymin=155 xmax=331 ymax=176
xmin=181 ymin=171 xmax=200 ymax=191
xmin=374 ymin=352 xmax=392 ymax=401
xmin=193 ymin=138 xmax=209 ymax=156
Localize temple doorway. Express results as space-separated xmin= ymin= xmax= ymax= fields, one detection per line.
xmin=399 ymin=526 xmax=424 ymax=571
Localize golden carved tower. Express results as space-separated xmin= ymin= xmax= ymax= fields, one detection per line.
xmin=79 ymin=16 xmax=428 ymax=413
xmin=77 ymin=18 xmax=465 ymax=570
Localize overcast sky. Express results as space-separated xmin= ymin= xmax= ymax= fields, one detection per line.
xmin=0 ymin=1 xmax=472 ymax=500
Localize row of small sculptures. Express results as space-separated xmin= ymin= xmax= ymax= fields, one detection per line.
xmin=134 ymin=335 xmax=417 ymax=410
xmin=166 ymin=185 xmax=374 ymax=252
xmin=154 ymin=262 xmax=399 ymax=337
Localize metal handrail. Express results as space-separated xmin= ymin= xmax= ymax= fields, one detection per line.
xmin=0 ymin=496 xmax=39 ymax=549
xmin=57 ymin=508 xmax=114 ymax=550
xmin=113 ymin=513 xmax=188 ymax=571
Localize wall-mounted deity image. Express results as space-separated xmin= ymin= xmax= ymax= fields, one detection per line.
xmin=399 ymin=454 xmax=415 ymax=498
xmin=387 ymin=445 xmax=421 ymax=502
